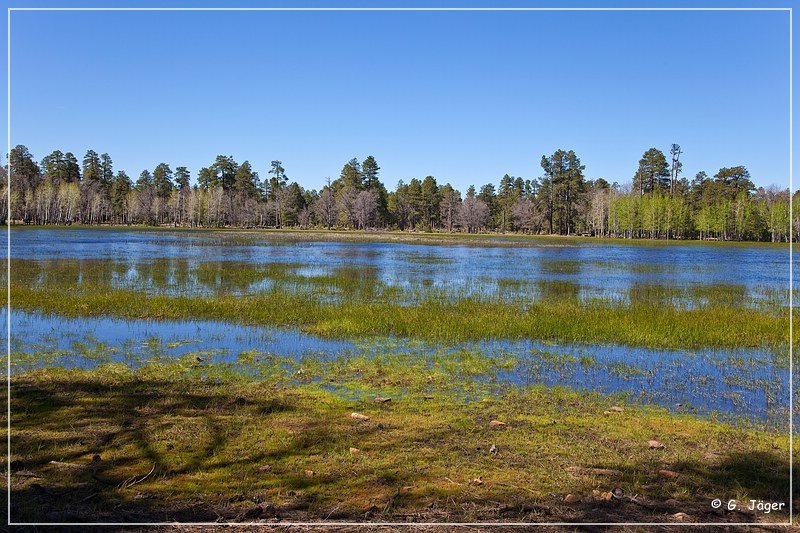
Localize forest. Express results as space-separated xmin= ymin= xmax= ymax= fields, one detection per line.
xmin=4 ymin=143 xmax=796 ymax=242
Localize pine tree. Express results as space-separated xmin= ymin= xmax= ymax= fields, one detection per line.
xmin=153 ymin=163 xmax=174 ymax=199
xmin=110 ymin=171 xmax=132 ymax=222
xmin=633 ymin=148 xmax=669 ymax=196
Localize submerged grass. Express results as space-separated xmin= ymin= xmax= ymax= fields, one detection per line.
xmin=8 ymin=361 xmax=792 ymax=524
xmin=10 ymin=255 xmax=789 ymax=309
xmin=7 ymin=254 xmax=793 ymax=350
xmin=10 ymin=283 xmax=790 ymax=350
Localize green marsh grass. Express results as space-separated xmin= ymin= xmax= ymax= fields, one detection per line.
xmin=8 ymin=257 xmax=792 ymax=350
xmin=10 ymin=282 xmax=791 ymax=350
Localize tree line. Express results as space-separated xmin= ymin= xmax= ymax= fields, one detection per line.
xmin=3 ymin=144 xmax=796 ymax=242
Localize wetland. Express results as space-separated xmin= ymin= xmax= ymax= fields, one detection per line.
xmin=5 ymin=227 xmax=795 ymax=524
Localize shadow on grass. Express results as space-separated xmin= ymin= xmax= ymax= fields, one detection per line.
xmin=5 ymin=375 xmax=796 ymax=525
xmin=9 ymin=375 xmax=301 ymax=522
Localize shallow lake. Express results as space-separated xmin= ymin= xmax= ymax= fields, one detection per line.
xmin=4 ymin=309 xmax=789 ymax=430
xmin=4 ymin=228 xmax=794 ymax=430
xmin=6 ymin=227 xmax=795 ymax=306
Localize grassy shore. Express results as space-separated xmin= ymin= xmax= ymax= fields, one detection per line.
xmin=9 ymin=223 xmax=797 ymax=249
xmin=8 ymin=360 xmax=792 ymax=524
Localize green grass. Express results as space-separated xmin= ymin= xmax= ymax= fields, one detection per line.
xmin=7 ymin=361 xmax=792 ymax=523
xmin=10 ymin=282 xmax=790 ymax=350
xmin=7 ymin=255 xmax=792 ymax=350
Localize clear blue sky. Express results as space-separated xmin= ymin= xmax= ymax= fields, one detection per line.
xmin=3 ymin=2 xmax=794 ymax=192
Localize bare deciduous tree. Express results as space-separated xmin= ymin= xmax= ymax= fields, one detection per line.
xmin=510 ymin=197 xmax=543 ymax=234
xmin=456 ymin=197 xmax=489 ymax=233
xmin=353 ymin=190 xmax=378 ymax=229
xmin=314 ymin=187 xmax=337 ymax=229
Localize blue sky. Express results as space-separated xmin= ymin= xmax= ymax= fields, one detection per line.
xmin=3 ymin=3 xmax=794 ymax=192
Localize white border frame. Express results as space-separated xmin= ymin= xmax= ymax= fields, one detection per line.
xmin=5 ymin=5 xmax=794 ymax=528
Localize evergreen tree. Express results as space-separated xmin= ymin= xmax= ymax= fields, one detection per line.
xmin=136 ymin=170 xmax=153 ymax=189
xmin=41 ymin=150 xmax=66 ymax=182
xmin=478 ymin=183 xmax=497 ymax=226
xmin=82 ymin=150 xmax=102 ymax=184
xmin=420 ymin=175 xmax=440 ymax=229
xmin=153 ymin=163 xmax=174 ymax=199
xmin=633 ymin=148 xmax=670 ymax=196
xmin=63 ymin=152 xmax=81 ymax=182
xmin=337 ymin=158 xmax=362 ymax=191
xmin=100 ymin=153 xmax=114 ymax=190
xmin=175 ymin=167 xmax=191 ymax=190
xmin=110 ymin=171 xmax=132 ymax=222
xmin=234 ymin=161 xmax=259 ymax=198
xmin=362 ymin=155 xmax=388 ymax=224
xmin=714 ymin=166 xmax=755 ymax=200
xmin=497 ymin=174 xmax=518 ymax=233
xmin=213 ymin=155 xmax=238 ymax=191
xmin=362 ymin=156 xmax=380 ymax=189
xmin=268 ymin=160 xmax=287 ymax=200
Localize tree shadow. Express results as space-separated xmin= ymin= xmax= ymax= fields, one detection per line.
xmin=550 ymin=449 xmax=794 ymax=525
xmin=8 ymin=375 xmax=301 ymax=523
xmin=5 ymin=375 xmax=796 ymax=526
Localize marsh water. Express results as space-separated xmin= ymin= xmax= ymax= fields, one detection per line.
xmin=5 ymin=228 xmax=794 ymax=430
xmin=9 ymin=227 xmax=793 ymax=304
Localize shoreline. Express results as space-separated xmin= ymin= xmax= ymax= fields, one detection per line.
xmin=6 ymin=223 xmax=795 ymax=249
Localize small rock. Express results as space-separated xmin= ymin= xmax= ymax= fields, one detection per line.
xmin=258 ymin=464 xmax=272 ymax=472
xmin=304 ymin=469 xmax=316 ymax=477
xmin=665 ymin=498 xmax=680 ymax=506
xmin=602 ymin=411 xmax=612 ymax=416
xmin=648 ymin=440 xmax=665 ymax=449
xmin=489 ymin=444 xmax=498 ymax=455
xmin=350 ymin=412 xmax=370 ymax=421
xmin=471 ymin=477 xmax=483 ymax=485
xmin=564 ymin=494 xmax=580 ymax=503
xmin=349 ymin=447 xmax=360 ymax=454
xmin=374 ymin=397 xmax=392 ymax=403
xmin=671 ymin=512 xmax=692 ymax=522
xmin=489 ymin=420 xmax=506 ymax=428
xmin=659 ymin=469 xmax=679 ymax=478
xmin=609 ymin=406 xmax=624 ymax=413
